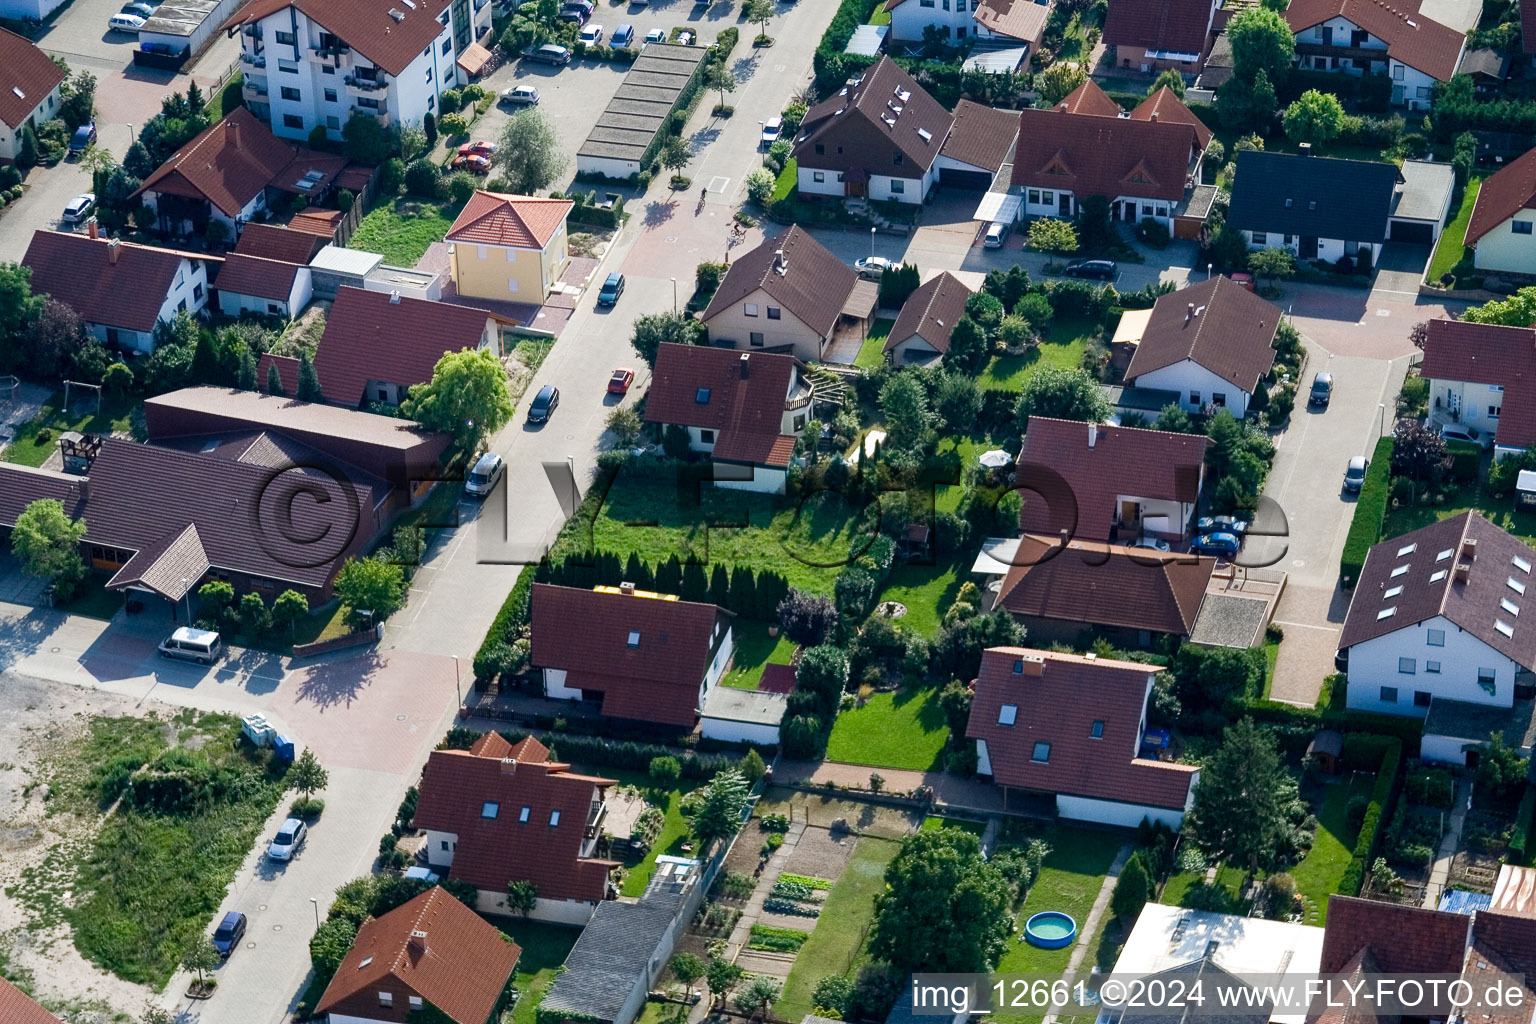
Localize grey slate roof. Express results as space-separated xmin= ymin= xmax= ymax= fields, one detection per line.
xmin=1392 ymin=160 xmax=1454 ymax=224
xmin=1226 ymin=151 xmax=1397 ymax=244
xmin=1424 ymin=696 xmax=1536 ymax=752
xmin=540 ymin=898 xmax=682 ymax=1021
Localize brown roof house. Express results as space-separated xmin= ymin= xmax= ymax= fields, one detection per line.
xmin=643 ymin=343 xmax=814 ymax=495
xmin=0 ymin=979 xmax=62 ymax=1024
xmin=884 ymin=0 xmax=1052 ymax=60
xmin=885 ymin=272 xmax=973 ymax=365
xmin=233 ymin=222 xmax=328 ymax=263
xmin=21 ymin=229 xmax=213 ymax=354
xmin=530 ymin=583 xmax=735 ymax=729
xmin=0 ymin=28 xmax=66 ymax=163
xmin=966 ymin=648 xmax=1200 ymax=828
xmin=315 ymin=885 xmax=520 ymax=1024
xmin=134 ymin=107 xmax=348 ymax=242
xmin=1465 ymin=145 xmax=1536 ymax=277
xmin=215 ymin=253 xmax=314 ymax=319
xmin=259 ymin=286 xmax=503 ymax=407
xmin=1010 ymin=80 xmax=1215 ymax=240
xmin=1338 ymin=511 xmax=1536 ymax=744
xmin=701 ymin=226 xmax=871 ymax=364
xmin=1286 ymin=0 xmax=1466 ymax=110
xmin=1104 ymin=0 xmax=1219 ymax=72
xmin=414 ymin=732 xmax=623 ymax=924
xmin=1417 ymin=318 xmax=1536 ymax=456
xmin=1015 ymin=417 xmax=1210 ymax=544
xmin=1123 ymin=275 xmax=1281 ymax=419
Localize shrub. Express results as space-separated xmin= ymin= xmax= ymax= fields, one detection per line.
xmin=649 ymin=755 xmax=682 ymax=787
xmin=1136 ymin=218 xmax=1171 ymax=248
xmin=745 ymin=168 xmax=774 ymax=205
xmin=403 ymin=158 xmax=441 ymax=198
xmin=1511 ymin=786 xmax=1535 ymax=863
xmin=1340 ymin=436 xmax=1393 ymax=587
xmin=438 ymin=112 xmax=470 ymax=137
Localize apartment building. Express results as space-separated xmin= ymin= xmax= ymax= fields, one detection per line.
xmin=225 ymin=0 xmax=493 ymax=141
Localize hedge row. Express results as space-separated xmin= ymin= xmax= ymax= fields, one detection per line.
xmin=1340 ymin=436 xmax=1394 ymax=588
xmin=536 ymin=552 xmax=791 ymax=622
xmin=504 ymin=729 xmax=741 ymax=780
xmin=472 ymin=565 xmax=534 ymax=681
xmin=1240 ymin=697 xmax=1424 ymax=756
xmin=1511 ymin=785 xmax=1536 ymax=864
xmin=1338 ymin=738 xmax=1403 ymax=897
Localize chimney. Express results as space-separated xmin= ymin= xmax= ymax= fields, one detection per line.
xmin=500 ymin=757 xmax=518 ymax=773
xmin=87 ymin=216 xmax=98 ymax=240
xmin=389 ymin=289 xmax=401 ymax=304
xmin=739 ymin=353 xmax=750 ymax=379
xmin=619 ymin=581 xmax=636 ymax=596
xmin=1087 ymin=423 xmax=1097 ymax=449
xmin=107 ymin=239 xmax=120 ymax=266
xmin=1149 ymin=111 xmax=1159 ymax=121
xmin=78 ymin=478 xmax=90 ymax=501
xmin=1297 ymin=142 xmax=1312 ymax=157
xmin=773 ymin=248 xmax=786 ymax=274
xmin=1018 ymin=655 xmax=1045 ymax=676
xmin=227 ymin=117 xmax=239 ymax=149
xmin=408 ymin=930 xmax=428 ymax=954
xmin=1186 ymin=302 xmax=1195 ymax=324
xmin=1461 ymin=537 xmax=1478 ymax=559
xmin=1455 ymin=562 xmax=1471 ymax=583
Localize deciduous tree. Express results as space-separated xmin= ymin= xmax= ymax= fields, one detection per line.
xmin=334 ymin=556 xmax=406 ymax=624
xmin=401 ymin=348 xmax=513 ymax=450
xmin=11 ymin=499 xmax=86 ymax=600
xmin=869 ymin=828 xmax=1015 ymax=973
xmin=493 ymin=108 xmax=568 ymax=194
xmin=1014 ymin=365 xmax=1110 ymax=431
xmin=505 ymin=879 xmax=537 ymax=915
xmin=1282 ymin=89 xmax=1345 ymax=146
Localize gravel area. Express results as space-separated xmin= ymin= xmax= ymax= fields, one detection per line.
xmin=1188 ymin=593 xmax=1270 ymax=647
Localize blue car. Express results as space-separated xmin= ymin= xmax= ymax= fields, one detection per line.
xmin=211 ymin=911 xmax=246 ymax=958
xmin=1196 ymin=515 xmax=1248 ymax=535
xmin=596 ymin=272 xmax=625 ymax=307
xmin=1193 ymin=531 xmax=1241 ymax=558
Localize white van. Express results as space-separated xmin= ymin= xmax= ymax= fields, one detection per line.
xmin=159 ymin=626 xmax=224 ymax=665
xmin=984 ymin=221 xmax=1011 ymax=248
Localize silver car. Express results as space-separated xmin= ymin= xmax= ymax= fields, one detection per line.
xmin=465 ymin=451 xmax=505 ymax=497
xmin=267 ymin=817 xmax=307 ymax=861
xmin=62 ymin=193 xmax=96 ymax=224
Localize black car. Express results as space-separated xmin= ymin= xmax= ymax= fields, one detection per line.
xmin=1309 ymin=372 xmax=1334 ymax=408
xmin=1064 ymin=259 xmax=1116 ymax=280
xmin=528 ymin=384 xmax=560 ymax=423
xmin=522 ymin=43 xmax=572 ymax=63
xmin=212 ymin=911 xmax=247 ymax=958
xmin=597 ymin=272 xmax=625 ymax=306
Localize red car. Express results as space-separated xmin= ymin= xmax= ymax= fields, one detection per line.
xmin=1227 ymin=271 xmax=1256 ymax=292
xmin=452 ymin=153 xmax=490 ymax=174
xmin=458 ymin=140 xmax=497 ymax=158
xmin=608 ymin=367 xmax=635 ymax=394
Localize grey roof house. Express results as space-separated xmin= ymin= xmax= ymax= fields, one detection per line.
xmin=1225 ymin=151 xmax=1399 ymax=266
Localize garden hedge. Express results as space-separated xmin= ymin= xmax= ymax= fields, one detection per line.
xmin=1339 ymin=436 xmax=1394 ymax=588
xmin=1511 ymin=784 xmax=1536 ymax=864
xmin=1444 ymin=439 xmax=1481 ymax=483
xmin=472 ymin=565 xmax=534 ymax=680
xmin=1240 ymin=697 xmax=1424 ymax=755
xmin=1337 ymin=738 xmax=1403 ymax=896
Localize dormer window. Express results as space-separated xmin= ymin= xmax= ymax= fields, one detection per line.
xmin=627 ymin=630 xmax=640 ymax=648
xmin=550 ymin=810 xmax=561 ymax=826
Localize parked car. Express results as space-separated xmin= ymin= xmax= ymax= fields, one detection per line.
xmin=158 ymin=626 xmax=223 ymax=665
xmin=557 ymin=6 xmax=587 ymax=23
xmin=611 ymin=23 xmax=634 ymax=46
xmin=403 ymin=866 xmax=441 ymax=883
xmin=1440 ymin=423 xmax=1493 ymax=450
xmin=561 ymin=0 xmax=593 ymax=10
xmin=528 ymin=385 xmax=560 ymax=423
xmin=267 ymin=817 xmax=307 ymax=861
xmin=984 ymin=221 xmax=1011 ymax=248
xmin=578 ymin=23 xmax=603 ymax=42
xmin=458 ymin=140 xmax=497 ymax=158
xmin=760 ymin=116 xmax=782 ymax=149
xmin=608 ymin=367 xmax=635 ymax=394
xmin=1226 ymin=271 xmax=1256 ymax=292
xmin=644 ymin=27 xmax=665 ymax=43
xmin=854 ymin=255 xmax=892 ymax=279
xmin=68 ymin=123 xmax=96 ymax=157
xmin=676 ymin=29 xmax=694 ymax=44
xmin=119 ymin=2 xmax=155 ymax=17
xmin=211 ymin=911 xmax=247 ymax=958
xmin=465 ymin=451 xmax=505 ymax=497
xmin=1334 ymin=647 xmax=1349 ymax=673
xmin=1129 ymin=536 xmax=1171 ymax=552
xmin=1344 ymin=455 xmax=1368 ymax=494
xmin=1064 ymin=259 xmax=1116 ymax=280
xmin=523 ymin=43 xmax=572 ymax=63
xmin=500 ymin=84 xmax=540 ymax=106
xmin=452 ymin=152 xmax=490 ymax=174
xmin=1197 ymin=515 xmax=1248 ymax=535
xmin=107 ymin=11 xmax=144 ymax=30
xmin=597 ymin=272 xmax=625 ymax=306
xmin=62 ymin=193 xmax=96 ymax=225
xmin=1192 ymin=531 xmax=1242 ymax=558
xmin=1308 ymin=371 xmax=1334 ymax=408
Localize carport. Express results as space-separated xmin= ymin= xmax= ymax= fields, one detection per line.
xmin=1388 ymin=160 xmax=1454 ymax=243
xmin=971 ymin=192 xmax=1021 ymax=225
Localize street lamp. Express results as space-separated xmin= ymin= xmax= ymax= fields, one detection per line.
xmin=1207 ymin=263 xmax=1212 ymax=280
xmin=126 ymin=123 xmax=135 ymax=144
xmin=180 ymin=577 xmax=190 ymax=623
xmin=1378 ymin=402 xmax=1387 ymax=440
xmin=452 ymin=654 xmax=462 ymax=710
xmin=309 ymin=897 xmax=320 ymax=930
xmin=870 ymin=226 xmax=877 ymax=259
xmin=670 ymin=276 xmax=677 ymax=313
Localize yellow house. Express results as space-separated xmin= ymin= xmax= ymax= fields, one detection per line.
xmin=445 ymin=191 xmax=574 ymax=301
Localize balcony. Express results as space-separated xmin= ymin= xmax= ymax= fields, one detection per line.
xmin=584 ymin=799 xmax=606 ymax=840
xmin=239 ymin=49 xmax=265 ymax=69
xmin=350 ymin=106 xmax=390 ymax=126
xmin=242 ymin=79 xmax=268 ymax=100
xmin=345 ymin=74 xmax=387 ymax=97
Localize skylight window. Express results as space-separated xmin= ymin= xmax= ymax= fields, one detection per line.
xmin=1430 ymin=570 xmax=1447 ymax=582
xmin=1502 ymin=598 xmax=1520 ymax=615
xmin=1391 ymin=565 xmax=1409 ymax=577
xmin=1437 ymin=548 xmax=1454 ymax=561
xmin=1377 ymin=607 xmax=1397 ymax=620
xmin=1384 ymin=586 xmax=1403 ymax=599
xmin=1510 ymin=577 xmax=1527 ymax=595
xmin=359 ymin=956 xmax=374 ymax=968
xmin=1515 ymin=556 xmax=1531 ymax=573
xmin=1397 ymin=543 xmax=1417 ymax=556
xmin=998 ymin=704 xmax=1017 ymax=726
xmin=695 ymin=387 xmax=711 ymax=404
xmin=1496 ymin=620 xmax=1515 ymax=638
xmin=627 ymin=630 xmax=640 ymax=647
xmin=1031 ymin=742 xmax=1050 ymax=763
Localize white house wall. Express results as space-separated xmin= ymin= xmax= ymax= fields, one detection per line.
xmin=0 ymin=82 xmax=63 ymax=161
xmin=868 ymin=166 xmax=933 ymax=205
xmin=975 ymin=737 xmax=993 ymax=775
xmin=1056 ymin=793 xmax=1186 ymax=831
xmin=1344 ymin=615 xmax=1518 ymax=717
xmin=700 ymin=717 xmax=781 ymax=745
xmin=702 ymin=626 xmax=734 ymax=694
xmin=1240 ymin=230 xmax=1383 ymax=266
xmin=423 ymin=828 xmax=458 ymax=868
xmin=890 ymin=335 xmax=942 ymax=364
xmin=543 ymin=666 xmax=582 ymax=699
xmin=1429 ymin=378 xmax=1506 ymax=432
xmin=1473 ymin=209 xmax=1536 ymax=274
xmin=473 ymin=888 xmax=598 ymax=925
xmin=1131 ymin=359 xmax=1253 ymax=418
xmin=888 ymin=0 xmax=974 ymax=41
xmin=714 ymin=465 xmax=787 ymax=494
xmin=704 ymin=286 xmax=828 ymax=363
xmin=1421 ymin=732 xmax=1477 ymax=766
xmin=797 ymin=165 xmax=845 ymax=198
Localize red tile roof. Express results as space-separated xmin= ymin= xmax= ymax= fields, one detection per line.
xmin=216 ymin=253 xmax=302 ymax=302
xmin=1417 ymin=318 xmax=1536 ymax=448
xmin=135 ymin=107 xmax=341 ymax=218
xmin=643 ymin=343 xmax=799 ymax=467
xmin=0 ymin=979 xmax=62 ymax=1024
xmin=966 ymin=647 xmax=1198 ymax=808
xmin=1016 ymin=417 xmax=1208 ymax=542
xmin=937 ymin=100 xmax=1021 ymax=175
xmin=257 ymin=352 xmax=301 ymax=396
xmin=414 ymin=735 xmax=620 ymax=903
xmin=22 ymin=231 xmax=208 ymax=334
xmin=1127 ymin=275 xmax=1280 ymax=393
xmin=530 ymin=584 xmax=732 ymax=727
xmin=1285 ymin=0 xmax=1466 ymax=80
xmin=0 ymin=28 xmax=65 ymax=131
xmin=702 ymin=226 xmax=857 ymax=340
xmin=1010 ymin=101 xmax=1208 ymax=202
xmin=446 ymin=190 xmax=573 ymax=249
xmin=1103 ymin=0 xmax=1214 ymax=56
xmin=886 ymin=272 xmax=971 ymax=355
xmin=994 ymin=533 xmax=1215 ymax=636
xmin=234 ymin=222 xmax=326 ymax=263
xmin=1464 ymin=911 xmax=1536 ymax=1024
xmin=974 ymin=0 xmax=1052 ymax=45
xmin=1340 ymin=510 xmax=1536 ymax=667
xmin=1465 ymin=144 xmax=1536 ymax=247
xmin=314 ymin=286 xmax=495 ymax=406
xmin=316 ymin=886 xmax=521 ymax=1024
xmin=1130 ymin=86 xmax=1214 ymax=150
xmin=225 ymin=0 xmax=455 ymax=77
xmin=1056 ymin=78 xmax=1124 ymax=116
xmin=1319 ymin=895 xmax=1470 ymax=975
xmin=791 ymin=56 xmax=954 ymax=176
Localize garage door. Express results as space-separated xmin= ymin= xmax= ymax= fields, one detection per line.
xmin=941 ymin=167 xmax=993 ymax=190
xmin=1391 ymin=219 xmax=1434 ymax=243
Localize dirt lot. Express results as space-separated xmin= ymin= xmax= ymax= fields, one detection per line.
xmin=0 ymin=672 xmax=166 ymax=1021
xmin=784 ymin=825 xmax=858 ymax=881
xmin=756 ymin=787 xmax=922 ymax=840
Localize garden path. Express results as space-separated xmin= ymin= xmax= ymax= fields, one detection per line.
xmin=1421 ymin=774 xmax=1474 ymax=908
xmin=1042 ymin=842 xmax=1132 ymax=1024
xmin=727 ymin=808 xmax=809 ymax=973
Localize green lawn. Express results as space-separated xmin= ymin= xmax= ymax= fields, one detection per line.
xmin=978 ymin=314 xmax=1097 ymax=392
xmin=348 ymin=197 xmax=462 ymax=267
xmin=877 ymin=563 xmax=962 ymax=637
xmin=993 ymin=826 xmax=1121 ymax=978
xmin=772 ymin=158 xmax=798 ymax=202
xmin=777 ymin=836 xmax=900 ymax=1021
xmin=557 ymin=461 xmax=874 ymax=593
xmin=1261 ymin=641 xmax=1280 ymax=700
xmin=866 ymin=3 xmax=891 ymax=23
xmin=921 ymin=816 xmax=986 ymax=835
xmin=934 ymin=435 xmax=993 ymax=513
xmin=723 ymin=620 xmax=796 ymax=689
xmin=5 ymin=392 xmax=137 ymax=467
xmin=1290 ymin=777 xmax=1370 ymax=924
xmin=499 ymin=919 xmax=582 ymax=1024
xmin=578 ymin=766 xmax=702 ymax=897
xmin=1381 ymin=479 xmax=1536 ymax=548
xmin=204 ymin=70 xmax=244 ymax=122
xmin=825 ymin=686 xmax=950 ymax=770
xmin=853 ymin=317 xmax=896 ymax=370
xmin=1427 ymin=176 xmax=1481 ymax=285
xmin=636 ymin=1000 xmax=690 ymax=1024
